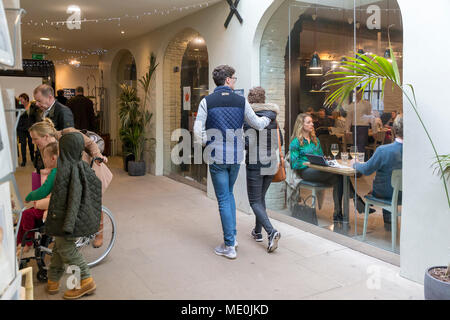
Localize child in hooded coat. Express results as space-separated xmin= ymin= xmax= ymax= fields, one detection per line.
xmin=45 ymin=132 xmax=102 ymax=299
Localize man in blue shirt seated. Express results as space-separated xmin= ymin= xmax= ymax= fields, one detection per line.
xmin=350 ymin=115 xmax=403 ymax=231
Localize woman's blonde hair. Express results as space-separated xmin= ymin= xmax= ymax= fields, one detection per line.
xmin=291 ymin=113 xmax=317 ymax=146
xmin=29 ymin=118 xmax=57 ymax=137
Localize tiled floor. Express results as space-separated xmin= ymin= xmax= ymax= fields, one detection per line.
xmin=13 ymin=157 xmax=422 ymax=300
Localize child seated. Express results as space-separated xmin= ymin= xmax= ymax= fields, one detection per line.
xmin=16 ymin=142 xmax=58 ymax=256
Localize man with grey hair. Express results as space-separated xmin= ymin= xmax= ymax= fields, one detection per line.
xmin=351 ymin=114 xmax=403 ymax=230
xmin=34 ymin=84 xmax=74 ymax=130
xmin=67 ymin=86 xmax=96 ymax=131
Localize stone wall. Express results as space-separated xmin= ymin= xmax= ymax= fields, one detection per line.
xmin=163 ymin=29 xmax=201 ymax=176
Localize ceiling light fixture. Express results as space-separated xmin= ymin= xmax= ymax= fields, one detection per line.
xmin=40 ymin=37 xmax=50 ymax=41
xmin=121 ymin=31 xmax=125 ymax=34
xmin=69 ymin=59 xmax=81 ymax=67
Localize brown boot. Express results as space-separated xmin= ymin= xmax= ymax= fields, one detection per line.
xmin=47 ymin=280 xmax=60 ymax=295
xmin=63 ymin=277 xmax=96 ymax=299
xmin=92 ymin=212 xmax=104 ymax=248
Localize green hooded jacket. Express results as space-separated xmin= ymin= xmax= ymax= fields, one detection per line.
xmin=45 ymin=132 xmax=102 ymax=237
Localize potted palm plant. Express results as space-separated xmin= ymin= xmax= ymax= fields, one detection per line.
xmin=322 ymin=44 xmax=450 ymax=299
xmin=119 ymin=53 xmax=158 ymax=176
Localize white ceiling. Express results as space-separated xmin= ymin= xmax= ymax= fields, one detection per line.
xmin=20 ymin=0 xmax=221 ymax=62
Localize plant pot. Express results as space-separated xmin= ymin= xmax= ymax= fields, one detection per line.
xmin=123 ymin=154 xmax=135 ymax=172
xmin=128 ymin=160 xmax=146 ymax=176
xmin=424 ymin=266 xmax=450 ymax=300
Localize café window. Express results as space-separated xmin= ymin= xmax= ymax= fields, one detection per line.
xmin=260 ymin=0 xmax=403 ymax=253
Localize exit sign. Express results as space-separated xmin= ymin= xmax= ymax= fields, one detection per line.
xmin=32 ymin=53 xmax=44 ymax=60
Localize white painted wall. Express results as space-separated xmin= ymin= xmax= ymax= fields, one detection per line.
xmin=0 ymin=76 xmax=41 ymax=101
xmin=100 ymin=0 xmax=276 ymax=213
xmin=55 ymin=64 xmax=100 ymax=107
xmin=398 ymin=0 xmax=450 ymax=284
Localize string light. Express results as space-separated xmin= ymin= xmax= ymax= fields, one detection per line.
xmin=23 ymin=1 xmax=214 ymax=27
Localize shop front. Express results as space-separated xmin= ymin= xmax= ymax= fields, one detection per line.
xmin=259 ymin=0 xmax=404 ymax=254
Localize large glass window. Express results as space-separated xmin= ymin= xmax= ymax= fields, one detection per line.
xmin=262 ymin=0 xmax=403 ymax=253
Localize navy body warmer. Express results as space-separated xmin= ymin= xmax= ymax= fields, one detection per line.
xmin=205 ymin=86 xmax=245 ymax=164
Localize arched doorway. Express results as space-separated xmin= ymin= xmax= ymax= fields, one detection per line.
xmin=163 ymin=29 xmax=209 ymax=189
xmin=109 ymin=49 xmax=137 ymax=155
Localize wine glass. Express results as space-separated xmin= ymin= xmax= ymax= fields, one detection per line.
xmin=349 ymin=146 xmax=358 ymax=160
xmin=330 ymin=144 xmax=339 ymax=161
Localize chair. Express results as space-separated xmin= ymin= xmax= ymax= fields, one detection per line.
xmin=366 ymin=130 xmax=386 ymax=158
xmin=285 ymin=152 xmax=333 ymax=211
xmin=362 ymin=169 xmax=402 ymax=251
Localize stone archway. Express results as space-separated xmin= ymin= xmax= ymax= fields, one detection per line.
xmin=162 ymin=28 xmax=207 ymax=177
xmin=109 ymin=49 xmax=137 ymax=155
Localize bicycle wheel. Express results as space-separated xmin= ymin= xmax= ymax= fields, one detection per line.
xmin=76 ymin=206 xmax=116 ymax=268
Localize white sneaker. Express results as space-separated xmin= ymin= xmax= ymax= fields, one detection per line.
xmin=214 ymin=243 xmax=237 ymax=259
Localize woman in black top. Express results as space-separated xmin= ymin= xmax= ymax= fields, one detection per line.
xmin=244 ymin=87 xmax=282 ymax=253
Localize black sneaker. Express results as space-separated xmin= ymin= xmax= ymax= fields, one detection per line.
xmin=267 ymin=230 xmax=281 ymax=253
xmin=333 ymin=212 xmax=344 ymax=222
xmin=251 ymin=229 xmax=263 ymax=242
xmin=355 ymin=197 xmax=376 ymax=214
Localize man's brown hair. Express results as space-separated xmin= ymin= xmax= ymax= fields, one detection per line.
xmin=212 ymin=65 xmax=235 ymax=86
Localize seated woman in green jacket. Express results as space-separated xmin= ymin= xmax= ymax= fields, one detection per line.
xmin=289 ymin=113 xmax=344 ymax=221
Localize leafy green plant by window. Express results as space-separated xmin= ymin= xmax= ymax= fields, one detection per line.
xmin=322 ymin=46 xmax=450 ymax=209
xmin=119 ymin=53 xmax=158 ymax=162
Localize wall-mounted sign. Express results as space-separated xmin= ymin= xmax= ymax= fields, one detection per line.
xmin=233 ymin=89 xmax=245 ymax=97
xmin=63 ymin=88 xmax=76 ymax=99
xmin=224 ymin=0 xmax=243 ymax=29
xmin=183 ymin=86 xmax=191 ymax=111
xmin=31 ymin=53 xmax=44 ymax=60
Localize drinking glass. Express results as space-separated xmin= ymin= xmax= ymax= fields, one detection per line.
xmin=357 ymin=152 xmax=365 ymax=163
xmin=349 ymin=146 xmax=358 ymax=159
xmin=341 ymin=152 xmax=349 ymax=161
xmin=330 ymin=144 xmax=339 ymax=160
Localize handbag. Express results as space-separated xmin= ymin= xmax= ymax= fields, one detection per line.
xmin=291 ymin=195 xmax=318 ymax=225
xmin=80 ymin=129 xmax=105 ymax=154
xmin=92 ymin=162 xmax=113 ymax=195
xmin=272 ymin=122 xmax=286 ymax=182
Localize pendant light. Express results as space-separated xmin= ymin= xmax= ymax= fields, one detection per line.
xmin=384 ymin=48 xmax=392 ymax=62
xmin=306 ymin=7 xmax=323 ymax=77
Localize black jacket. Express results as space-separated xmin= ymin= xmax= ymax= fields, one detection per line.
xmin=16 ymin=103 xmax=41 ymax=134
xmin=66 ymin=95 xmax=96 ymax=131
xmin=46 ymin=100 xmax=74 ymax=131
xmin=244 ymin=103 xmax=283 ymax=169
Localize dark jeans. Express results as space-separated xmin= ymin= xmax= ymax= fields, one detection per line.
xmin=246 ymin=167 xmax=275 ymax=235
xmin=299 ymin=168 xmax=343 ymax=215
xmin=351 ymin=126 xmax=369 ymax=160
xmin=18 ymin=131 xmax=34 ymax=164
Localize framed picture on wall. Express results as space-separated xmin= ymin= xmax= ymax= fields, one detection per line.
xmin=0 ymin=0 xmax=14 ymax=67
xmin=0 ymin=182 xmax=15 ymax=298
xmin=0 ymin=90 xmax=12 ymax=179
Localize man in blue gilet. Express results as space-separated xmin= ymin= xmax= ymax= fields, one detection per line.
xmin=194 ymin=65 xmax=271 ymax=259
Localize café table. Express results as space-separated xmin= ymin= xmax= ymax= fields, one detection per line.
xmin=303 ymin=161 xmax=357 ymax=225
